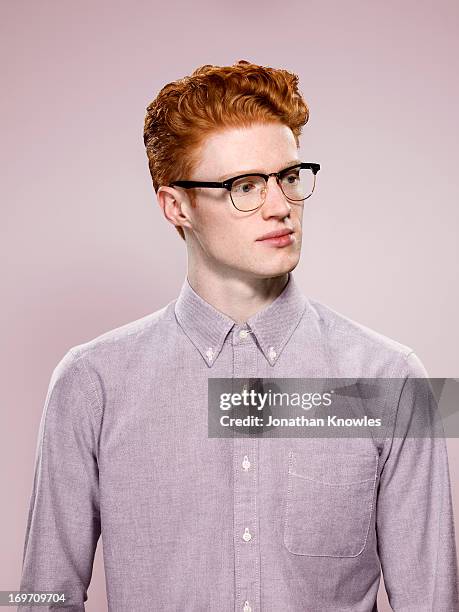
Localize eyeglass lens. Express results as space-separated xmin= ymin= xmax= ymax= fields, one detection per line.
xmin=230 ymin=167 xmax=316 ymax=211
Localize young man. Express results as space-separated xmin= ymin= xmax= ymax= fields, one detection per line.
xmin=19 ymin=60 xmax=458 ymax=611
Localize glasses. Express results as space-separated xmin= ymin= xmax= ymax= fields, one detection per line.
xmin=168 ymin=162 xmax=321 ymax=212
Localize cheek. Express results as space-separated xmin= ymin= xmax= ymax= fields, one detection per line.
xmin=292 ymin=204 xmax=304 ymax=223
xmin=213 ymin=224 xmax=248 ymax=255
xmin=194 ymin=204 xmax=242 ymax=250
xmin=206 ymin=219 xmax=255 ymax=262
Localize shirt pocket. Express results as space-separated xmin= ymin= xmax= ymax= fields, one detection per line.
xmin=284 ymin=449 xmax=378 ymax=557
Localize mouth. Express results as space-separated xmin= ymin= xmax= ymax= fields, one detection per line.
xmin=255 ymin=228 xmax=295 ymax=248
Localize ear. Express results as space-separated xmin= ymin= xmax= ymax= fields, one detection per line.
xmin=156 ymin=186 xmax=193 ymax=232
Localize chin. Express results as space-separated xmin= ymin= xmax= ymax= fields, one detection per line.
xmin=244 ymin=257 xmax=300 ymax=279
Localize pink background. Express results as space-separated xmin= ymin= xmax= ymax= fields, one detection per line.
xmin=1 ymin=1 xmax=458 ymax=609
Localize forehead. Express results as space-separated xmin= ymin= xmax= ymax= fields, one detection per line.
xmin=193 ymin=122 xmax=299 ymax=179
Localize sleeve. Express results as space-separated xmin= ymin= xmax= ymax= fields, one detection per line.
xmin=18 ymin=349 xmax=102 ymax=611
xmin=376 ymin=351 xmax=459 ymax=611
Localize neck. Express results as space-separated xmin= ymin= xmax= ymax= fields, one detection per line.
xmin=186 ymin=262 xmax=290 ymax=325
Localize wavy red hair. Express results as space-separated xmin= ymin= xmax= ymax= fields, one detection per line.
xmin=143 ymin=59 xmax=310 ymax=240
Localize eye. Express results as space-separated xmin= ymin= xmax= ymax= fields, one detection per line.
xmin=235 ymin=182 xmax=256 ymax=193
xmin=282 ymin=170 xmax=300 ymax=185
xmin=232 ymin=177 xmax=262 ymax=195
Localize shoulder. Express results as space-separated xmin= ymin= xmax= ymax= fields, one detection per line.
xmin=304 ymin=297 xmax=427 ymax=377
xmin=55 ymin=300 xmax=176 ymax=376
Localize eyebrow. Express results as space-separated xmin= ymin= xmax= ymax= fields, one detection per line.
xmin=217 ymin=160 xmax=301 ymax=182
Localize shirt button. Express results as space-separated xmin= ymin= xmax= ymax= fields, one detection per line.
xmin=243 ymin=602 xmax=252 ymax=612
xmin=242 ymin=527 xmax=252 ymax=542
xmin=205 ymin=347 xmax=214 ymax=362
xmin=239 ymin=329 xmax=249 ymax=339
xmin=242 ymin=455 xmax=251 ymax=471
xmin=268 ymin=346 xmax=277 ymax=361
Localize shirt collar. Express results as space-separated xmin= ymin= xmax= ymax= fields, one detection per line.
xmin=174 ymin=272 xmax=307 ymax=367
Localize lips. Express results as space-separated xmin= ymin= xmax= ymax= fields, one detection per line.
xmin=256 ymin=228 xmax=293 ymax=241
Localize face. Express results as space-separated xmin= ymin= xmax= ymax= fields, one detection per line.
xmin=163 ymin=122 xmax=307 ymax=279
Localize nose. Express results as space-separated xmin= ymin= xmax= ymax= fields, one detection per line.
xmin=260 ymin=176 xmax=291 ymax=219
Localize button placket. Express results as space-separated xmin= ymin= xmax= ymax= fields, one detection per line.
xmin=233 ymin=331 xmax=260 ymax=612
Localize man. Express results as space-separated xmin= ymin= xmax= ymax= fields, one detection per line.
xmin=19 ymin=60 xmax=458 ymax=611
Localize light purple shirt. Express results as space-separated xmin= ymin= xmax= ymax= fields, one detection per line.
xmin=19 ymin=273 xmax=458 ymax=611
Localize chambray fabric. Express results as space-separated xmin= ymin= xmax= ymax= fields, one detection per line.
xmin=18 ymin=273 xmax=458 ymax=611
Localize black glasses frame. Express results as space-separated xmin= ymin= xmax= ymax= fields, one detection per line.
xmin=168 ymin=162 xmax=321 ymax=212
